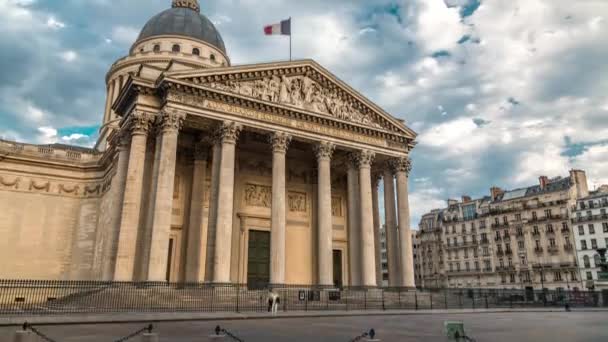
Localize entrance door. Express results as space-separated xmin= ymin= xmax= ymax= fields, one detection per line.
xmin=333 ymin=250 xmax=343 ymax=288
xmin=247 ymin=231 xmax=270 ymax=289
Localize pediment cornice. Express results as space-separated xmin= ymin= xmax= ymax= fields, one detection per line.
xmin=164 ymin=59 xmax=417 ymax=140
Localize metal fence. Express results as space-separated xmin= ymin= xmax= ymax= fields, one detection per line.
xmin=0 ymin=280 xmax=604 ymax=316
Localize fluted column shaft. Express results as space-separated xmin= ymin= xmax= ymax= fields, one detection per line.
xmin=383 ymin=169 xmax=400 ymax=286
xmin=204 ymin=141 xmax=222 ymax=282
xmin=146 ymin=111 xmax=185 ymax=281
xmin=270 ymin=133 xmax=291 ymax=285
xmin=185 ymin=142 xmax=209 ymax=282
xmin=371 ymin=175 xmax=382 ymax=287
xmin=346 ymin=157 xmax=361 ymax=286
xmin=315 ymin=142 xmax=335 ymax=286
xmin=212 ymin=122 xmax=241 ymax=283
xmin=358 ymin=151 xmax=377 ymax=287
xmin=114 ymin=112 xmax=151 ymax=281
xmin=102 ymin=132 xmax=130 ymax=281
xmin=392 ymin=157 xmax=415 ymax=288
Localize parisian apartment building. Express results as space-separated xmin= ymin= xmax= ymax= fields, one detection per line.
xmin=415 ymin=170 xmax=595 ymax=291
xmin=572 ymin=186 xmax=608 ymax=289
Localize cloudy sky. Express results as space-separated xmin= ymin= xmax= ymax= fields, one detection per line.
xmin=1 ymin=0 xmax=607 ymax=227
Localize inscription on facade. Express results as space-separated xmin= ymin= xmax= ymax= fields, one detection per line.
xmin=244 ymin=183 xmax=271 ymax=208
xmin=201 ymin=100 xmax=387 ymax=147
xmin=288 ymin=191 xmax=307 ymax=212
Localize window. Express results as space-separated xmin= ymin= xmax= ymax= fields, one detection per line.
xmin=452 ymin=226 xmax=456 ymax=234
xmin=503 ymin=216 xmax=508 ymax=224
xmin=497 ymin=245 xmax=503 ymax=253
xmin=584 ymin=255 xmax=591 ymax=268
xmin=562 ymin=222 xmax=568 ymax=231
xmin=532 ymin=211 xmax=538 ymax=220
xmin=192 ymin=48 xmax=200 ymax=56
xmin=533 ymin=226 xmax=540 ymax=234
xmin=518 ymin=241 xmax=525 ymax=249
xmin=499 ymin=259 xmax=504 ymax=267
xmin=153 ymin=44 xmax=161 ymax=52
xmin=510 ymin=274 xmax=516 ymax=283
xmin=516 ymin=227 xmax=523 ymax=236
xmin=496 ymin=231 xmax=501 ymax=239
xmin=591 ymin=239 xmax=598 ymax=249
xmin=549 ymin=238 xmax=556 ymax=247
xmin=505 ymin=243 xmax=511 ymax=252
xmin=456 ymin=263 xmax=461 ymax=271
xmin=463 ymin=204 xmax=476 ymax=220
xmin=588 ymin=200 xmax=594 ymax=208
xmin=210 ymin=54 xmax=216 ymax=62
xmin=554 ymin=271 xmax=562 ymax=281
xmin=586 ymin=271 xmax=593 ymax=280
xmin=521 ymin=255 xmax=527 ymax=265
xmin=546 ymin=224 xmax=554 ymax=233
xmin=481 ymin=233 xmax=487 ymax=241
xmin=508 ymin=257 xmax=513 ymax=267
xmin=464 ymin=249 xmax=469 ymax=259
xmin=484 ymin=260 xmax=491 ymax=271
xmin=172 ymin=44 xmax=180 ymax=52
xmin=479 ymin=220 xmax=486 ymax=229
xmin=581 ymin=240 xmax=588 ymax=250
xmin=501 ymin=274 xmax=507 ymax=284
xmin=483 ymin=247 xmax=489 ymax=256
xmin=594 ymin=254 xmax=601 ymax=268
xmin=535 ymin=240 xmax=541 ymax=248
xmin=471 ymin=222 xmax=476 ymax=230
xmin=589 ymin=224 xmax=595 ymax=234
xmin=570 ymin=271 xmax=577 ymax=281
xmin=473 ymin=248 xmax=478 ymax=258
xmin=586 ymin=210 xmax=592 ymax=218
xmin=545 ymin=209 xmax=552 ymax=218
xmin=462 ymin=224 xmax=466 ymax=233
xmin=603 ymin=222 xmax=608 ymax=233
xmin=565 ymin=236 xmax=571 ymax=245
xmin=515 ymin=213 xmax=521 ymax=221
xmin=579 ymin=225 xmax=585 ymax=235
xmin=449 ymin=263 xmax=453 ymax=271
xmin=465 ymin=262 xmax=470 ymax=271
xmin=475 ymin=261 xmax=480 ymax=270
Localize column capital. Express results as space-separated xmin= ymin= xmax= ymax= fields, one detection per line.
xmin=356 ymin=150 xmax=375 ymax=168
xmin=127 ymin=111 xmax=153 ymax=136
xmin=389 ymin=156 xmax=412 ymax=175
xmin=269 ymin=132 xmax=292 ymax=153
xmin=158 ymin=109 xmax=186 ymax=133
xmin=217 ymin=121 xmax=242 ymax=145
xmin=314 ymin=141 xmax=335 ymax=161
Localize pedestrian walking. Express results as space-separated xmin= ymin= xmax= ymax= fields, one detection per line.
xmin=268 ymin=288 xmax=280 ymax=315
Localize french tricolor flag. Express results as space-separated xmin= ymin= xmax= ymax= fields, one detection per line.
xmin=264 ymin=18 xmax=291 ymax=36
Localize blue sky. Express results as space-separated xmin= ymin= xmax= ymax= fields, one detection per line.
xmin=1 ymin=0 xmax=607 ymax=227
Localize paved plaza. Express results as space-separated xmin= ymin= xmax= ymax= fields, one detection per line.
xmin=1 ymin=311 xmax=607 ymax=341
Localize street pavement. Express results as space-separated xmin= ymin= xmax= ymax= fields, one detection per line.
xmin=1 ymin=311 xmax=607 ymax=341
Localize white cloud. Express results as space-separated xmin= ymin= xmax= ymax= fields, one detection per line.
xmin=59 ymin=50 xmax=78 ymax=62
xmin=46 ymin=16 xmax=65 ymax=29
xmin=111 ymin=25 xmax=139 ymax=46
xmin=36 ymin=126 xmax=58 ymax=144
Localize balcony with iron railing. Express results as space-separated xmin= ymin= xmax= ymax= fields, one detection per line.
xmin=564 ymin=244 xmax=574 ymax=252
xmin=505 ymin=249 xmax=513 ymax=256
xmin=532 ymin=230 xmax=541 ymax=237
xmin=496 ymin=250 xmax=504 ymax=257
xmin=572 ymin=214 xmax=608 ymax=223
xmin=516 ymin=232 xmax=525 ymax=239
xmin=545 ymin=228 xmax=556 ymax=236
xmin=547 ymin=245 xmax=559 ymax=254
xmin=560 ymin=226 xmax=570 ymax=234
xmin=534 ymin=247 xmax=544 ymax=254
xmin=480 ymin=238 xmax=490 ymax=245
xmin=491 ymin=222 xmax=510 ymax=229
xmin=494 ymin=235 xmax=502 ymax=242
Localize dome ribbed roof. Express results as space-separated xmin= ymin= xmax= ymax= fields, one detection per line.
xmin=134 ymin=6 xmax=226 ymax=54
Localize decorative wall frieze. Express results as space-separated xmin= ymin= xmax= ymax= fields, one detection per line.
xmin=314 ymin=141 xmax=335 ymax=161
xmin=389 ymin=156 xmax=413 ymax=176
xmin=269 ymin=132 xmax=292 ymax=154
xmin=0 ymin=139 xmax=101 ymax=164
xmin=0 ymin=173 xmax=113 ymax=199
xmin=288 ymin=191 xmax=307 ymax=212
xmin=244 ymin=183 xmax=271 ymax=208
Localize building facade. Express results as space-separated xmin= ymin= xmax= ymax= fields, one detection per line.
xmin=417 ymin=171 xmax=590 ymax=290
xmin=572 ymin=187 xmax=608 ymax=289
xmin=0 ymin=0 xmax=417 ymax=288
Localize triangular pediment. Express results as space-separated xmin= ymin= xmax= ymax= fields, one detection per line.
xmin=165 ymin=60 xmax=416 ymax=139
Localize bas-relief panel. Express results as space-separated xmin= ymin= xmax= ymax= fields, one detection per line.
xmin=287 ymin=191 xmax=307 ymax=213
xmin=205 ymin=75 xmax=386 ymax=130
xmin=244 ymin=184 xmax=271 ymax=208
xmin=0 ymin=174 xmax=111 ymax=199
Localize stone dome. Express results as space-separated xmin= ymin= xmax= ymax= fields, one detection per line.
xmin=134 ymin=0 xmax=226 ymax=54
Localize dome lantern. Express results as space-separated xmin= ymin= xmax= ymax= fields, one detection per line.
xmin=172 ymin=0 xmax=200 ymax=13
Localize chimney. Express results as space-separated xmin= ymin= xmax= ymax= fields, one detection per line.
xmin=490 ymin=187 xmax=504 ymax=201
xmin=539 ymin=176 xmax=549 ymax=190
xmin=462 ymin=195 xmax=472 ymax=203
xmin=569 ymin=169 xmax=589 ymax=199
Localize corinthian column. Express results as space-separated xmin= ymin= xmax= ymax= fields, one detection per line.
xmin=314 ymin=142 xmax=335 ymax=286
xmin=391 ymin=157 xmax=415 ymax=288
xmin=346 ymin=154 xmax=361 ymax=286
xmin=146 ymin=110 xmax=185 ymax=281
xmin=383 ymin=167 xmax=400 ymax=286
xmin=212 ymin=121 xmax=242 ymax=284
xmin=185 ymin=141 xmax=209 ymax=283
xmin=102 ymin=130 xmax=130 ymax=280
xmin=114 ymin=112 xmax=151 ymax=281
xmin=269 ymin=132 xmax=291 ymax=286
xmin=357 ymin=150 xmax=377 ymax=287
xmin=371 ymin=174 xmax=382 ymax=287
xmin=205 ymin=137 xmax=222 ymax=282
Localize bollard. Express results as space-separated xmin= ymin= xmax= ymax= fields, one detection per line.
xmin=13 ymin=330 xmax=32 ymax=342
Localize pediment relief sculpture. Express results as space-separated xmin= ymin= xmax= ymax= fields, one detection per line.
xmin=205 ymin=75 xmax=386 ymax=130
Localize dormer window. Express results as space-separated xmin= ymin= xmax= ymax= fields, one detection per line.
xmin=210 ymin=54 xmax=216 ymax=62
xmin=153 ymin=44 xmax=161 ymax=52
xmin=192 ymin=48 xmax=200 ymax=56
xmin=172 ymin=44 xmax=181 ymax=53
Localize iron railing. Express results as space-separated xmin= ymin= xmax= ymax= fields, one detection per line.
xmin=0 ymin=280 xmax=603 ymax=316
